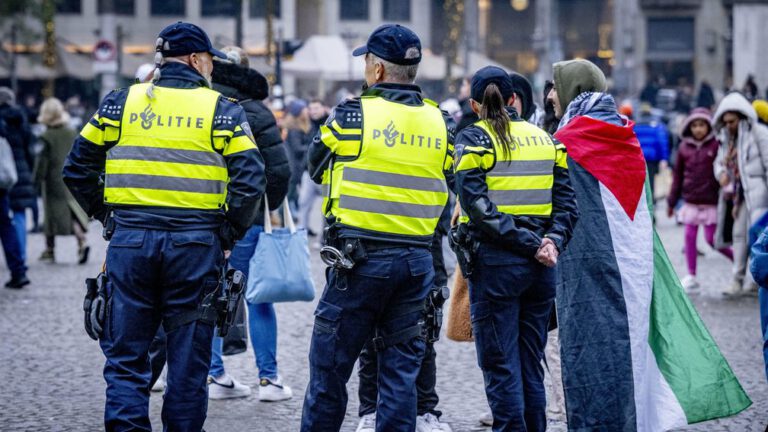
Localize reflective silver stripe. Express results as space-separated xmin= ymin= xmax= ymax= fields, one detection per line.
xmin=344 ymin=167 xmax=447 ymax=193
xmin=106 ymin=174 xmax=225 ymax=194
xmin=108 ymin=146 xmax=225 ymax=167
xmin=489 ymin=189 xmax=552 ymax=206
xmin=339 ymin=195 xmax=444 ymax=219
xmin=321 ymin=184 xmax=330 ymax=196
xmin=488 ymin=160 xmax=554 ymax=177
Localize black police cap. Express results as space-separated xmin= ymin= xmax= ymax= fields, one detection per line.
xmin=352 ymin=24 xmax=422 ymax=66
xmin=158 ymin=22 xmax=227 ymax=59
xmin=471 ymin=66 xmax=514 ymax=103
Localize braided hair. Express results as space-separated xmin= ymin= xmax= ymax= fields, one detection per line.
xmin=146 ymin=37 xmax=165 ymax=99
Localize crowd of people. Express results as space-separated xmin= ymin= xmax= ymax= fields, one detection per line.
xmin=0 ymin=87 xmax=93 ymax=289
xmin=2 ymin=19 xmax=768 ymax=432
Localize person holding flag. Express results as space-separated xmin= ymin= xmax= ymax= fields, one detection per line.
xmin=549 ymin=58 xmax=752 ymax=431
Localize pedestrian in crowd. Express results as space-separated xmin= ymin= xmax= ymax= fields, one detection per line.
xmin=743 ymin=74 xmax=759 ymax=101
xmin=634 ymin=103 xmax=670 ymax=200
xmin=33 ymin=97 xmax=90 ymax=264
xmin=640 ymin=77 xmax=660 ymax=105
xmin=454 ymin=66 xmax=578 ymax=431
xmin=285 ymin=99 xmax=311 ymax=215
xmin=753 ymin=99 xmax=768 ymax=126
xmin=63 ymin=22 xmax=265 ymax=430
xmin=552 ymin=59 xmax=751 ymax=432
xmin=64 ymin=95 xmax=85 ymax=131
xmin=666 ymin=108 xmax=733 ymax=292
xmin=297 ymin=99 xmax=328 ymax=235
xmin=0 ymin=120 xmax=29 ymax=289
xmin=509 ymin=72 xmax=535 ymax=122
xmin=541 ymin=80 xmax=558 ymax=134
xmin=301 ymin=24 xmax=454 ymax=432
xmin=0 ymin=87 xmax=35 ymax=265
xmin=355 ymin=202 xmax=454 ymax=432
xmin=207 ymin=45 xmax=293 ymax=401
xmin=750 ymin=224 xmax=768 ymax=382
xmin=697 ymin=80 xmax=716 ymax=110
xmin=714 ymin=92 xmax=768 ymax=296
xmin=457 ymin=76 xmax=478 ymax=132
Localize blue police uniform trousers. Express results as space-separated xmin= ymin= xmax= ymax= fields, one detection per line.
xmin=99 ymin=227 xmax=223 ymax=432
xmin=301 ymin=246 xmax=434 ymax=432
xmin=468 ymin=243 xmax=556 ymax=432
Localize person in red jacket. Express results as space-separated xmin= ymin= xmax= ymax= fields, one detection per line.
xmin=667 ymin=108 xmax=733 ymax=292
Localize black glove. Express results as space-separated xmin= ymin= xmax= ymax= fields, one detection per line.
xmin=83 ymin=273 xmax=108 ymax=341
xmin=219 ymin=221 xmax=240 ymax=251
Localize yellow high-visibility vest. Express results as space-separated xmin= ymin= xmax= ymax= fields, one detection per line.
xmin=103 ymin=83 xmax=228 ymax=210
xmin=326 ymin=96 xmax=450 ymax=237
xmin=458 ymin=119 xmax=566 ymax=222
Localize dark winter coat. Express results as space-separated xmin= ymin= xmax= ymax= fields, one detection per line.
xmin=667 ymin=136 xmax=721 ymax=207
xmin=0 ymin=103 xmax=35 ymax=210
xmin=212 ymin=61 xmax=291 ymax=220
xmin=34 ymin=125 xmax=90 ymax=236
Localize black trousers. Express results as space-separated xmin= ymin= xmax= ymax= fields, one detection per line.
xmin=356 ymin=232 xmax=447 ymax=418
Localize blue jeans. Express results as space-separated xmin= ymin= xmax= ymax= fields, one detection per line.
xmin=468 ymin=243 xmax=556 ymax=432
xmin=760 ymin=287 xmax=768 ymax=382
xmin=0 ymin=191 xmax=25 ymax=278
xmin=210 ymin=225 xmax=279 ymax=380
xmin=100 ymin=228 xmax=222 ymax=432
xmin=12 ymin=210 xmax=26 ymax=262
xmin=301 ymin=246 xmax=434 ymax=432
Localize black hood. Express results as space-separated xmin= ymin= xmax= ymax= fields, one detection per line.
xmin=212 ymin=61 xmax=269 ymax=101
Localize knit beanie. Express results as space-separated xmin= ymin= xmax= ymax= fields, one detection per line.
xmin=553 ymin=59 xmax=607 ymax=111
xmin=509 ymin=72 xmax=534 ymax=120
xmin=287 ymin=99 xmax=307 ymax=117
xmin=753 ymin=99 xmax=768 ymax=125
xmin=681 ymin=107 xmax=713 ymax=138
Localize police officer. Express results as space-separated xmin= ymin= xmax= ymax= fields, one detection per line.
xmin=453 ymin=67 xmax=578 ymax=431
xmin=301 ymin=24 xmax=454 ymax=432
xmin=63 ymin=22 xmax=265 ymax=431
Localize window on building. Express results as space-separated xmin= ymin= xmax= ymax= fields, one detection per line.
xmin=56 ymin=0 xmax=82 ymax=14
xmin=340 ymin=0 xmax=368 ymax=20
xmin=250 ymin=0 xmax=281 ymax=18
xmin=97 ymin=0 xmax=135 ymax=15
xmin=382 ymin=0 xmax=410 ymax=21
xmin=151 ymin=0 xmax=185 ymax=15
xmin=201 ymin=0 xmax=239 ymax=16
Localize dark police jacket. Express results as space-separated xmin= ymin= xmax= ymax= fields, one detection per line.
xmin=307 ymin=83 xmax=456 ymax=247
xmin=454 ymin=108 xmax=579 ymax=255
xmin=62 ymin=62 xmax=265 ymax=236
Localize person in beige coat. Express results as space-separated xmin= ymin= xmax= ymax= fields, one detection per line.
xmin=714 ymin=92 xmax=768 ymax=295
xmin=33 ymin=98 xmax=90 ymax=264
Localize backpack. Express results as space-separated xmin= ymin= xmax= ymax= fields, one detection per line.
xmin=0 ymin=136 xmax=17 ymax=190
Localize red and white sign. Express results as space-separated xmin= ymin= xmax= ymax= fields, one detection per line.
xmin=93 ymin=40 xmax=118 ymax=73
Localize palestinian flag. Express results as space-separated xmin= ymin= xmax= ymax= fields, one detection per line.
xmin=554 ymin=115 xmax=752 ymax=431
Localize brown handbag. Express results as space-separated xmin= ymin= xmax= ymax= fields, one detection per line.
xmin=446 ymin=265 xmax=474 ymax=342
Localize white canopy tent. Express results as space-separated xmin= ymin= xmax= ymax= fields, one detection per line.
xmin=282 ymin=35 xmax=364 ymax=81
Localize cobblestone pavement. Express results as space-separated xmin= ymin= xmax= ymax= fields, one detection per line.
xmin=1 ymin=204 xmax=766 ymax=431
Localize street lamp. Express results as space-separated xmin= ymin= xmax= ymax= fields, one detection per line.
xmin=511 ymin=0 xmax=529 ymax=12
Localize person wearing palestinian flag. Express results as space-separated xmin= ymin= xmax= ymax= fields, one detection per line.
xmin=550 ymin=59 xmax=752 ymax=431
xmin=453 ymin=66 xmax=579 ymax=431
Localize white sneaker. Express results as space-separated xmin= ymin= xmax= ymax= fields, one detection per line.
xmin=416 ymin=413 xmax=452 ymax=432
xmin=355 ymin=413 xmax=376 ymax=432
xmin=151 ymin=365 xmax=167 ymax=392
xmin=722 ymin=279 xmax=742 ymax=297
xmin=207 ymin=374 xmax=251 ymax=400
xmin=681 ymin=275 xmax=700 ymax=293
xmin=479 ymin=411 xmax=493 ymax=426
xmin=258 ymin=376 xmax=293 ymax=401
